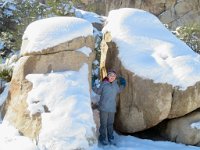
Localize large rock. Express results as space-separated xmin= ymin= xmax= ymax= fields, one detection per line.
xmin=160 ymin=109 xmax=200 ymax=146
xmin=81 ymin=0 xmax=175 ymax=16
xmin=2 ymin=36 xmax=95 ymax=139
xmin=101 ymin=31 xmax=200 ymax=133
xmin=160 ymin=0 xmax=200 ymax=29
xmin=81 ymin=0 xmax=200 ymax=29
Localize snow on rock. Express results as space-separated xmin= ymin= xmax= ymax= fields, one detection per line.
xmin=103 ymin=8 xmax=200 ymax=89
xmin=0 ymin=121 xmax=38 ymax=150
xmin=90 ymin=133 xmax=200 ymax=150
xmin=76 ymin=46 xmax=92 ymax=57
xmin=75 ymin=9 xmax=104 ymax=24
xmin=191 ymin=121 xmax=200 ymax=130
xmin=26 ymin=64 xmax=96 ymax=150
xmin=0 ymin=83 xmax=9 ymax=106
xmin=0 ymin=83 xmax=8 ymax=120
xmin=93 ymin=60 xmax=99 ymax=65
xmin=21 ymin=17 xmax=93 ymax=55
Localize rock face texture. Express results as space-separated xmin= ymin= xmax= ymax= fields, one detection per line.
xmin=101 ymin=32 xmax=200 ymax=134
xmin=160 ymin=0 xmax=200 ymax=29
xmin=81 ymin=0 xmax=200 ymax=29
xmin=82 ymin=0 xmax=175 ymax=16
xmin=2 ymin=36 xmax=95 ymax=139
xmin=168 ymin=83 xmax=200 ymax=118
xmin=160 ymin=109 xmax=200 ymax=146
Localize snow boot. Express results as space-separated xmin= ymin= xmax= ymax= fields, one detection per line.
xmin=108 ymin=137 xmax=116 ymax=146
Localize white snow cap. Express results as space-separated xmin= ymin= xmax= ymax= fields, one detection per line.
xmin=103 ymin=8 xmax=200 ymax=90
xmin=21 ymin=17 xmax=93 ymax=55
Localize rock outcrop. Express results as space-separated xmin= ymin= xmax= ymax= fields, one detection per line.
xmin=81 ymin=0 xmax=200 ymax=29
xmin=160 ymin=109 xmax=200 ymax=146
xmin=2 ymin=36 xmax=95 ymax=139
xmin=81 ymin=0 xmax=175 ymax=16
xmin=160 ymin=0 xmax=200 ymax=29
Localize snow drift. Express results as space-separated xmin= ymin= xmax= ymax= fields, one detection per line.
xmin=26 ymin=64 xmax=96 ymax=150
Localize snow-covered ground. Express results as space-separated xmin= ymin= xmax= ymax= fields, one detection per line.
xmin=1 ymin=121 xmax=200 ymax=150
xmin=103 ymin=8 xmax=200 ymax=90
xmin=90 ymin=133 xmax=200 ymax=150
xmin=0 ymin=121 xmax=38 ymax=150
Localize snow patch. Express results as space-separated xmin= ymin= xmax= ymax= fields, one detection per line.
xmin=103 ymin=8 xmax=200 ymax=89
xmin=21 ymin=17 xmax=93 ymax=55
xmin=191 ymin=121 xmax=200 ymax=129
xmin=76 ymin=46 xmax=92 ymax=57
xmin=0 ymin=121 xmax=38 ymax=150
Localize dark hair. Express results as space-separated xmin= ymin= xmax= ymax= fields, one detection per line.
xmin=102 ymin=77 xmax=109 ymax=81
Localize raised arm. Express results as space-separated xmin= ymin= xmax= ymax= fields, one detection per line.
xmin=92 ymin=82 xmax=104 ymax=95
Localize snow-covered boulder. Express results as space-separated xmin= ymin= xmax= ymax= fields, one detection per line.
xmin=160 ymin=109 xmax=200 ymax=146
xmin=2 ymin=16 xmax=96 ymax=149
xmin=21 ymin=17 xmax=94 ymax=55
xmin=101 ymin=8 xmax=200 ymax=133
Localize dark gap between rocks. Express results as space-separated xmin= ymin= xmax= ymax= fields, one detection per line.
xmin=115 ymin=119 xmax=170 ymax=141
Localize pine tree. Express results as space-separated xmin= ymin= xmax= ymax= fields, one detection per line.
xmin=175 ymin=24 xmax=200 ymax=54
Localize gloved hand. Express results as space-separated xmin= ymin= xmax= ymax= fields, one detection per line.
xmin=93 ymin=79 xmax=100 ymax=88
xmin=118 ymin=77 xmax=126 ymax=86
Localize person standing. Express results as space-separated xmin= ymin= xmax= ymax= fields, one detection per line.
xmin=93 ymin=70 xmax=126 ymax=145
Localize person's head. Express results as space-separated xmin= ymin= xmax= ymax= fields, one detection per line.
xmin=107 ymin=71 xmax=117 ymax=83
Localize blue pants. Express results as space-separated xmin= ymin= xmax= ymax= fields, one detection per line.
xmin=99 ymin=111 xmax=115 ymax=142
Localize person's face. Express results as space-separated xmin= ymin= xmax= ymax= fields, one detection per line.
xmin=108 ymin=73 xmax=116 ymax=83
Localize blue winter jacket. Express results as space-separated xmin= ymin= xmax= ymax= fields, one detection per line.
xmin=93 ymin=79 xmax=125 ymax=112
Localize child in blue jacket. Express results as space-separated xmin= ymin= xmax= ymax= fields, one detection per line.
xmin=93 ymin=70 xmax=126 ymax=145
